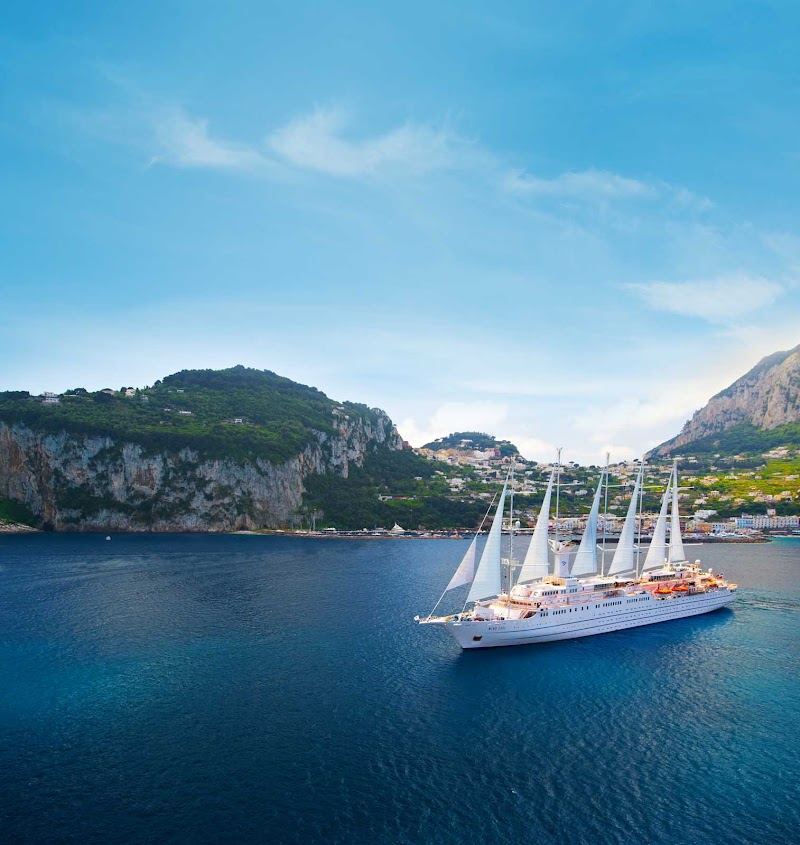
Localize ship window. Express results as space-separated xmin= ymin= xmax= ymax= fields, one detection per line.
xmin=473 ymin=636 xmax=483 ymax=642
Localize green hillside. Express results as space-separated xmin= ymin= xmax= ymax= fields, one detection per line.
xmin=0 ymin=366 xmax=382 ymax=463
xmin=303 ymin=449 xmax=488 ymax=530
xmin=659 ymin=421 xmax=800 ymax=457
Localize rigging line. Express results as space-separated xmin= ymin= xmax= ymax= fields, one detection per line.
xmin=458 ymin=487 xmax=503 ymax=616
xmin=554 ymin=447 xmax=562 ymax=548
xmin=636 ymin=460 xmax=646 ymax=578
xmin=507 ymin=463 xmax=515 ymax=605
xmin=427 ymin=489 xmax=499 ymax=621
xmin=601 ymin=451 xmax=610 ymax=576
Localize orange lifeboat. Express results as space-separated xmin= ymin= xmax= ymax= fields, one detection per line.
xmin=654 ymin=586 xmax=672 ymax=595
xmin=672 ymin=584 xmax=689 ymax=593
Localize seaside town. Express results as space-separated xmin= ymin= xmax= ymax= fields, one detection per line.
xmin=373 ymin=436 xmax=800 ymax=542
xmin=242 ymin=434 xmax=800 ymax=541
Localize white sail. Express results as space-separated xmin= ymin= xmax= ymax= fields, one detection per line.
xmin=607 ymin=463 xmax=643 ymax=577
xmin=643 ymin=472 xmax=671 ymax=571
xmin=517 ymin=469 xmax=555 ymax=583
xmin=466 ymin=479 xmax=508 ymax=603
xmin=669 ymin=463 xmax=686 ymax=563
xmin=571 ymin=472 xmax=604 ymax=577
xmin=444 ymin=535 xmax=477 ymax=592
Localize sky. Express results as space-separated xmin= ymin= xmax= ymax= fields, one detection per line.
xmin=2 ymin=1 xmax=800 ymax=464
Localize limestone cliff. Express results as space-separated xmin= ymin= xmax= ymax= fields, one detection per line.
xmin=0 ymin=411 xmax=402 ymax=531
xmin=653 ymin=343 xmax=800 ymax=455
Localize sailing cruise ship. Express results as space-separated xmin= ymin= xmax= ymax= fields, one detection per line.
xmin=416 ymin=459 xmax=738 ymax=649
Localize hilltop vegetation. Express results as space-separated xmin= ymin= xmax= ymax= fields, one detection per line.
xmin=0 ymin=366 xmax=384 ymax=463
xmin=423 ymin=431 xmax=519 ymax=456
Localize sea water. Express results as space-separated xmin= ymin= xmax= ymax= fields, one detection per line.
xmin=0 ymin=534 xmax=798 ymax=844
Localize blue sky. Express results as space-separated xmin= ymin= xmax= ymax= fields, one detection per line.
xmin=2 ymin=1 xmax=799 ymax=463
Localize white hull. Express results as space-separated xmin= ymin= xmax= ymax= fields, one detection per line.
xmin=440 ymin=588 xmax=736 ymax=649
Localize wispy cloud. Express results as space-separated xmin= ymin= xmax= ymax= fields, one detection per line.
xmin=150 ymin=109 xmax=266 ymax=170
xmin=504 ymin=168 xmax=712 ymax=211
xmin=143 ymin=101 xmax=688 ymax=211
xmin=625 ymin=274 xmax=784 ymax=322
xmin=267 ymin=106 xmax=461 ymax=177
xmin=504 ymin=168 xmax=654 ymax=199
xmin=143 ymin=104 xmax=464 ymax=179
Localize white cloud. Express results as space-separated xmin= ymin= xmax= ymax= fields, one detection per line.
xmin=503 ymin=168 xmax=712 ymax=213
xmin=151 ymin=108 xmax=267 ymax=170
xmin=398 ymin=401 xmax=509 ymax=448
xmin=762 ymin=231 xmax=800 ymax=274
xmin=267 ymin=106 xmax=459 ymax=177
xmin=505 ymin=435 xmax=558 ymax=463
xmin=568 ymin=376 xmax=728 ymax=462
xmin=625 ymin=274 xmax=783 ymax=322
xmin=574 ymin=393 xmax=699 ymax=441
xmin=669 ymin=185 xmax=714 ymax=212
xmin=505 ymin=168 xmax=654 ymax=200
xmin=144 ymin=104 xmax=463 ymax=179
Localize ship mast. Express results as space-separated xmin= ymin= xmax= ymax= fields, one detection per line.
xmin=554 ymin=447 xmax=562 ymax=547
xmin=507 ymin=463 xmax=515 ymax=606
xmin=600 ymin=451 xmax=610 ymax=576
xmin=636 ymin=458 xmax=646 ymax=578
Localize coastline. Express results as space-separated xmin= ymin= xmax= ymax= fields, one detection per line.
xmin=230 ymin=529 xmax=773 ymax=543
xmin=0 ymin=521 xmax=40 ymax=534
xmin=0 ymin=524 xmax=774 ymax=543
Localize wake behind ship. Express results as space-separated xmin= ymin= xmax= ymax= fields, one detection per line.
xmin=416 ymin=458 xmax=737 ymax=649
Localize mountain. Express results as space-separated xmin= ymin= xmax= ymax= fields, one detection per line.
xmin=652 ymin=344 xmax=800 ymax=456
xmin=0 ymin=366 xmax=408 ymax=531
xmin=422 ymin=431 xmax=520 ymax=457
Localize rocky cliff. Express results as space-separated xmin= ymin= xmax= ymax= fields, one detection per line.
xmin=0 ymin=401 xmax=402 ymax=532
xmin=653 ymin=343 xmax=800 ymax=455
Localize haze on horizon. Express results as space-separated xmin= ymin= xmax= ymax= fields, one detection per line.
xmin=2 ymin=2 xmax=799 ymax=465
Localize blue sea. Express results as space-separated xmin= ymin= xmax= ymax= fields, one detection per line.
xmin=1 ymin=534 xmax=798 ymax=845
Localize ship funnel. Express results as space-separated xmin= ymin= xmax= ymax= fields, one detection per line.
xmin=552 ymin=540 xmax=572 ymax=578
